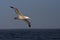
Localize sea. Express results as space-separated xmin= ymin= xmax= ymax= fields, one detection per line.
xmin=0 ymin=29 xmax=60 ymax=40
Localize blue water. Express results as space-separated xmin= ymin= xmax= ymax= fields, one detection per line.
xmin=0 ymin=29 xmax=60 ymax=40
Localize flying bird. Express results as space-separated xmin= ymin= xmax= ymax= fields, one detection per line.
xmin=10 ymin=6 xmax=31 ymax=27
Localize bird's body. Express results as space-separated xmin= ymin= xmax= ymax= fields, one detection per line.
xmin=18 ymin=16 xmax=30 ymax=19
xmin=10 ymin=6 xmax=31 ymax=27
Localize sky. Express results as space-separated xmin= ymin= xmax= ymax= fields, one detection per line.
xmin=0 ymin=0 xmax=60 ymax=29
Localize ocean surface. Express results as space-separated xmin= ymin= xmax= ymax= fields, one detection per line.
xmin=0 ymin=29 xmax=60 ymax=40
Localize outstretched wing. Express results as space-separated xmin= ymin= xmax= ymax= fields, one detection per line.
xmin=23 ymin=19 xmax=31 ymax=28
xmin=10 ymin=6 xmax=23 ymax=16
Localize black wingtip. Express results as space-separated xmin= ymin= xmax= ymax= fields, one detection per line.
xmin=29 ymin=24 xmax=31 ymax=28
xmin=10 ymin=6 xmax=14 ymax=8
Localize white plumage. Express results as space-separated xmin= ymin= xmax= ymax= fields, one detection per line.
xmin=10 ymin=6 xmax=31 ymax=27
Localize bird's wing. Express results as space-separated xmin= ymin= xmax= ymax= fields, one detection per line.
xmin=10 ymin=6 xmax=23 ymax=16
xmin=23 ymin=19 xmax=31 ymax=27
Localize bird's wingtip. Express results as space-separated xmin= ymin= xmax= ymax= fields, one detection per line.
xmin=29 ymin=24 xmax=31 ymax=28
xmin=10 ymin=6 xmax=14 ymax=8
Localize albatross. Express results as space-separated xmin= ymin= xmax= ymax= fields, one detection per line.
xmin=10 ymin=6 xmax=31 ymax=28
